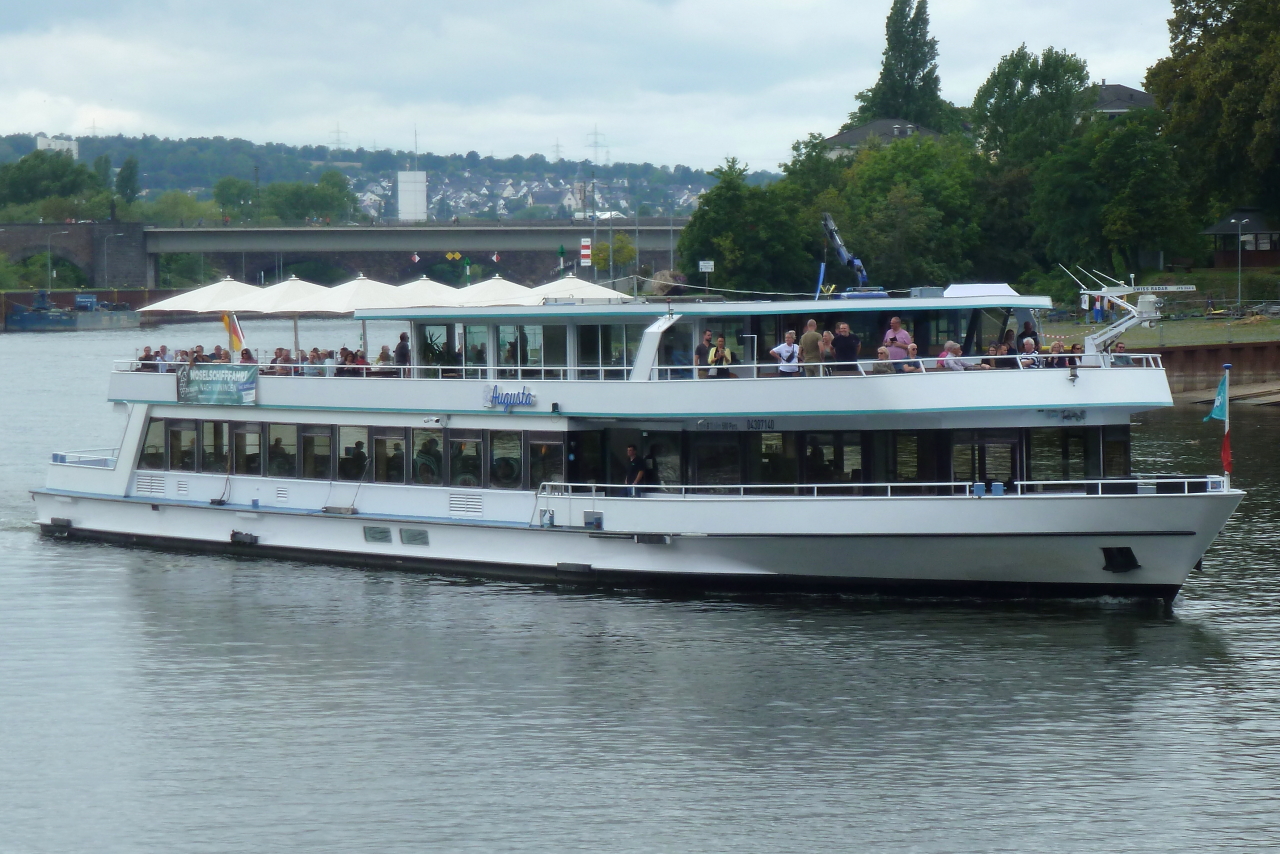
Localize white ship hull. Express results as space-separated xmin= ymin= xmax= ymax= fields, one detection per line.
xmin=32 ymin=477 xmax=1242 ymax=599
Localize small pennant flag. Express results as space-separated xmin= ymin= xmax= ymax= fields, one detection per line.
xmin=1204 ymin=374 xmax=1228 ymax=422
xmin=222 ymin=312 xmax=245 ymax=352
xmin=410 ymin=252 xmax=420 ymax=263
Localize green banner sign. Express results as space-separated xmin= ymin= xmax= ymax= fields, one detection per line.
xmin=176 ymin=364 xmax=258 ymax=405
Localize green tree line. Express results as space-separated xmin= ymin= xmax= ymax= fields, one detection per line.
xmin=679 ymin=0 xmax=1278 ymax=304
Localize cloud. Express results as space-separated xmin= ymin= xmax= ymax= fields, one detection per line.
xmin=0 ymin=0 xmax=1174 ymax=170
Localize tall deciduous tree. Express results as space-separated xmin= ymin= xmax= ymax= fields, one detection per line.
xmin=847 ymin=0 xmax=955 ymax=131
xmin=213 ymin=176 xmax=254 ymax=219
xmin=115 ymin=155 xmax=141 ymax=203
xmin=0 ymin=150 xmax=102 ymax=206
xmin=971 ymin=45 xmax=1092 ymax=166
xmin=1146 ymin=0 xmax=1280 ymax=215
xmin=677 ymin=158 xmax=813 ymax=293
xmin=92 ymin=154 xmax=112 ymax=188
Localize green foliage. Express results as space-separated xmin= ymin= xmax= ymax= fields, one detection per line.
xmin=970 ymin=45 xmax=1092 ymax=165
xmin=260 ymin=169 xmax=354 ymax=222
xmin=92 ymin=154 xmax=111 ymax=187
xmin=213 ymin=176 xmax=254 ymax=219
xmin=146 ymin=190 xmax=219 ymax=226
xmin=1146 ymin=0 xmax=1280 ymax=215
xmin=1031 ymin=110 xmax=1193 ymax=272
xmin=677 ymin=158 xmax=814 ymax=293
xmin=848 ymin=0 xmax=959 ymax=131
xmin=115 ymin=156 xmax=140 ymax=203
xmin=0 ymin=150 xmax=102 ymax=206
xmin=591 ymin=232 xmax=637 ymax=272
xmin=0 ymin=252 xmax=88 ymax=289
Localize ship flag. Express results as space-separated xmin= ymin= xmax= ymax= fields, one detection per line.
xmin=223 ymin=312 xmax=246 ymax=353
xmin=1204 ymin=365 xmax=1231 ymax=475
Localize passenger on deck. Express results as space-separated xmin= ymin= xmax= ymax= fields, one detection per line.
xmin=349 ymin=440 xmax=368 ymax=473
xmin=694 ymin=329 xmax=713 ymax=378
xmin=1017 ymin=321 xmax=1039 ymax=351
xmin=373 ymin=345 xmax=395 ymax=377
xmin=831 ymin=322 xmax=860 ymax=374
xmin=901 ymin=342 xmax=925 ymax=373
xmin=156 ymin=344 xmax=173 ymax=372
xmin=192 ymin=345 xmax=211 ymax=364
xmin=303 ymin=349 xmax=323 ymax=376
xmin=1043 ymin=341 xmax=1070 ymax=368
xmin=387 ymin=442 xmax=405 ymax=480
xmin=1069 ymin=343 xmax=1084 ymax=365
xmin=210 ymin=345 xmax=230 ymax=363
xmin=239 ymin=348 xmax=256 ymax=364
xmin=1019 ymin=338 xmax=1042 ymax=368
xmin=995 ymin=343 xmax=1017 ymax=368
xmin=137 ymin=346 xmax=157 ymax=371
xmin=708 ymin=335 xmax=733 ymax=378
xmin=323 ymin=350 xmax=337 ymax=377
xmin=883 ymin=316 xmax=912 ymax=362
xmin=820 ymin=331 xmax=836 ymax=373
xmin=800 ymin=319 xmax=822 ymax=377
xmin=978 ymin=344 xmax=999 ymax=370
xmin=870 ymin=346 xmax=895 ymax=374
xmin=770 ymin=330 xmax=802 ymax=377
xmin=624 ymin=444 xmax=646 ymax=497
xmin=1110 ymin=342 xmax=1135 ymax=366
xmin=414 ymin=437 xmax=442 ymax=483
xmin=394 ymin=332 xmax=411 ymax=377
xmin=937 ymin=341 xmax=967 ymax=371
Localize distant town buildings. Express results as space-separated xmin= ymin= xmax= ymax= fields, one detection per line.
xmin=35 ymin=133 xmax=78 ymax=159
xmin=822 ymin=119 xmax=941 ymax=158
xmin=1092 ymin=80 xmax=1156 ymax=118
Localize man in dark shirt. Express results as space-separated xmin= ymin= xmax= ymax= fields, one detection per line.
xmin=693 ymin=329 xmax=712 ymax=378
xmin=624 ymin=444 xmax=646 ymax=496
xmin=394 ymin=331 xmax=411 ymax=377
xmin=1017 ymin=321 xmax=1039 ymax=351
xmin=831 ymin=322 xmax=860 ymax=373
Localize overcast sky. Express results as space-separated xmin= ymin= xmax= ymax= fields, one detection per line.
xmin=0 ymin=0 xmax=1174 ymax=171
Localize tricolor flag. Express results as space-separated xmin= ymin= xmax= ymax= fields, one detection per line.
xmin=1203 ymin=368 xmax=1232 ymax=474
xmin=222 ymin=312 xmax=246 ymax=353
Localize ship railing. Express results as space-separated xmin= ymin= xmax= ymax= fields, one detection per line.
xmin=536 ymin=474 xmax=1226 ymax=501
xmin=645 ymin=353 xmax=1161 ymax=380
xmin=50 ymin=448 xmax=120 ymax=469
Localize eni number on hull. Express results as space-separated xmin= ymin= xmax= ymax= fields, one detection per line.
xmin=33 ymin=283 xmax=1242 ymax=599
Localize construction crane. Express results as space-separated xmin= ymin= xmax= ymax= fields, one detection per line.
xmin=821 ymin=213 xmax=868 ymax=286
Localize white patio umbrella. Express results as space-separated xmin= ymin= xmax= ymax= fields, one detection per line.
xmin=393 ymin=275 xmax=463 ymax=307
xmin=276 ymin=274 xmax=404 ymax=352
xmin=218 ymin=274 xmax=329 ymax=355
xmin=138 ymin=276 xmax=260 ymax=313
xmin=530 ymin=274 xmax=633 ymax=303
xmin=453 ymin=274 xmax=534 ymax=306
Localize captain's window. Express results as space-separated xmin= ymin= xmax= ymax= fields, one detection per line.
xmin=449 ymin=430 xmax=483 ymax=488
xmin=372 ymin=428 xmax=407 ymax=484
xmin=167 ymin=421 xmax=197 ymax=472
xmin=489 ymin=430 xmax=523 ymax=489
xmin=201 ymin=422 xmax=230 ymax=474
xmin=337 ymin=426 xmax=369 ymax=481
xmin=300 ymin=425 xmax=333 ymax=480
xmin=267 ymin=424 xmax=298 ymax=478
xmin=138 ymin=418 xmax=165 ymax=471
xmin=411 ymin=428 xmax=443 ymax=484
xmin=233 ymin=422 xmax=262 ymax=476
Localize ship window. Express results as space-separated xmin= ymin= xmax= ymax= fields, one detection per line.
xmin=362 ymin=526 xmax=392 ymax=543
xmin=602 ymin=324 xmax=626 ymax=379
xmin=1028 ymin=428 xmax=1089 ymax=482
xmin=463 ymin=325 xmax=488 ymax=379
xmin=567 ymin=431 xmax=604 ymax=484
xmin=540 ymin=325 xmax=567 ymax=379
xmin=337 ymin=426 xmax=369 ymax=481
xmin=1102 ymin=425 xmax=1130 ymax=477
xmin=577 ymin=324 xmax=602 ymax=380
xmin=642 ymin=431 xmax=682 ymax=489
xmin=233 ymin=422 xmax=262 ymax=476
xmin=201 ymin=422 xmax=231 ymax=474
xmin=528 ymin=435 xmax=564 ymax=489
xmin=168 ymin=421 xmax=197 ymax=472
xmin=267 ymin=424 xmax=298 ymax=478
xmin=658 ymin=322 xmax=695 ymax=379
xmin=489 ymin=430 xmax=524 ymax=489
xmin=300 ymin=425 xmax=333 ymax=480
xmin=497 ymin=325 xmax=520 ymax=378
xmin=372 ymin=428 xmax=407 ymax=484
xmin=400 ymin=528 xmax=430 ymax=546
xmin=139 ymin=418 xmax=166 ymax=470
xmin=624 ymin=324 xmax=648 ymax=374
xmin=693 ymin=433 xmax=741 ymax=488
xmin=417 ymin=324 xmax=452 ymax=378
xmin=895 ymin=433 xmax=919 ymax=481
xmin=802 ymin=432 xmax=862 ymax=484
xmin=748 ymin=432 xmax=798 ymax=485
xmin=411 ymin=428 xmax=443 ymax=485
xmin=449 ymin=430 xmax=483 ymax=488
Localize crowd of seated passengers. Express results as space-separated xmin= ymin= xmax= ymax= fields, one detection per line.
xmin=135 ymin=338 xmax=411 ymax=378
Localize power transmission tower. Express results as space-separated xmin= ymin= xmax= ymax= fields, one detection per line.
xmin=552 ymin=138 xmax=562 ymax=161
xmin=586 ymin=125 xmax=606 ymax=165
xmin=331 ymin=122 xmax=347 ymax=148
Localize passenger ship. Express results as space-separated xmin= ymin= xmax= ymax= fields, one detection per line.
xmin=32 ymin=284 xmax=1242 ymax=600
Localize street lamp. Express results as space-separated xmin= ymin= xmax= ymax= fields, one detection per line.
xmin=103 ymin=232 xmax=125 ymax=289
xmin=46 ymin=230 xmax=70 ymax=290
xmin=1231 ymin=217 xmax=1249 ymax=310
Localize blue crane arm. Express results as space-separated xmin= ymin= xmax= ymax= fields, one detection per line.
xmin=821 ymin=213 xmax=867 ymax=286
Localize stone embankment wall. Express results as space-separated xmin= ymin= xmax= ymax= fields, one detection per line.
xmin=1132 ymin=342 xmax=1280 ymax=392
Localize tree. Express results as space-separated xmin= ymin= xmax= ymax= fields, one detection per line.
xmin=970 ymin=45 xmax=1092 ymax=166
xmin=213 ymin=176 xmax=254 ymax=219
xmin=92 ymin=154 xmax=112 ymax=187
xmin=1030 ymin=110 xmax=1192 ymax=272
xmin=592 ymin=232 xmax=638 ymax=272
xmin=0 ymin=149 xmax=102 ymax=206
xmin=847 ymin=0 xmax=956 ymax=131
xmin=115 ymin=155 xmax=140 ymax=203
xmin=677 ymin=158 xmax=813 ymax=293
xmin=1146 ymin=0 xmax=1280 ymax=215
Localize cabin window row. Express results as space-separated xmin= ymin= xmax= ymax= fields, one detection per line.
xmin=137 ymin=419 xmax=565 ymax=490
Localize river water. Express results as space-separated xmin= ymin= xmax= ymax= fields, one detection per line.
xmin=2 ymin=324 xmax=1278 ymax=853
